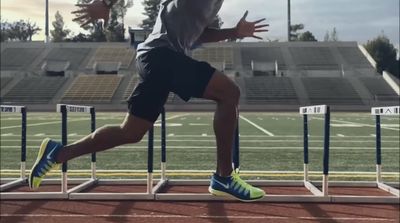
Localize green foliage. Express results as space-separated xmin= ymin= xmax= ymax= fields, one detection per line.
xmin=141 ymin=0 xmax=161 ymax=29
xmin=0 ymin=20 xmax=41 ymax=42
xmin=50 ymin=11 xmax=71 ymax=42
xmin=364 ymin=34 xmax=398 ymax=75
xmin=297 ymin=31 xmax=317 ymax=42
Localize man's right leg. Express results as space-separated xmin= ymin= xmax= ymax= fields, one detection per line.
xmin=29 ymin=114 xmax=153 ymax=189
xmin=55 ymin=114 xmax=153 ymax=163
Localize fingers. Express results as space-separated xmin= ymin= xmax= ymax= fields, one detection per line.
xmin=255 ymin=24 xmax=269 ymax=29
xmin=241 ymin=10 xmax=249 ymax=20
xmin=71 ymin=9 xmax=87 ymax=14
xmin=72 ymin=14 xmax=90 ymax=22
xmin=252 ymin=35 xmax=263 ymax=40
xmin=252 ymin=18 xmax=266 ymax=24
xmin=81 ymin=18 xmax=94 ymax=28
xmin=254 ymin=29 xmax=269 ymax=33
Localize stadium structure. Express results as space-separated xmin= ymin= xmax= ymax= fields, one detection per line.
xmin=1 ymin=40 xmax=399 ymax=111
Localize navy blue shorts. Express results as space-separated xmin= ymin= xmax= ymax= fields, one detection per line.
xmin=127 ymin=47 xmax=216 ymax=122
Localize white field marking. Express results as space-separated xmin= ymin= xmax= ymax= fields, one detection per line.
xmin=0 ymin=118 xmax=90 ymax=130
xmin=1 ymin=169 xmax=399 ymax=175
xmin=153 ymin=123 xmax=182 ymax=127
xmin=331 ymin=124 xmax=364 ymax=127
xmin=34 ymin=133 xmax=46 ymax=136
xmin=196 ymin=117 xmax=201 ymax=120
xmin=257 ymin=117 xmax=263 ymax=120
xmin=189 ymin=123 xmax=209 ymax=126
xmin=201 ymin=133 xmax=208 ymax=136
xmin=0 ymin=214 xmax=395 ymax=221
xmin=68 ymin=133 xmax=78 ymax=137
xmin=1 ymin=134 xmax=398 ymax=138
xmin=180 ymin=117 xmax=187 ymax=120
xmin=2 ymin=139 xmax=399 ymax=143
xmin=336 ymin=134 xmax=345 ymax=137
xmin=3 ymin=145 xmax=399 ymax=150
xmin=314 ymin=117 xmax=400 ymax=131
xmin=154 ymin=113 xmax=190 ymax=124
xmin=382 ymin=124 xmax=400 ymax=127
xmin=1 ymin=133 xmax=14 ymax=136
xmin=168 ymin=133 xmax=175 ymax=136
xmin=239 ymin=115 xmax=274 ymax=136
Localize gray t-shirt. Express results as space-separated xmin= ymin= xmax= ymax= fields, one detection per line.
xmin=136 ymin=0 xmax=224 ymax=58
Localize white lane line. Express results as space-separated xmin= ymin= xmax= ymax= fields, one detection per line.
xmin=2 ymin=145 xmax=399 ymax=150
xmin=315 ymin=117 xmax=399 ymax=131
xmin=239 ymin=115 xmax=274 ymax=136
xmin=0 ymin=118 xmax=89 ymax=130
xmin=0 ymin=214 xmax=395 ymax=221
xmin=189 ymin=123 xmax=209 ymax=126
xmin=34 ymin=133 xmax=46 ymax=136
xmin=1 ymin=133 xmax=13 ymax=136
xmin=201 ymin=133 xmax=208 ymax=136
xmin=337 ymin=134 xmax=345 ymax=137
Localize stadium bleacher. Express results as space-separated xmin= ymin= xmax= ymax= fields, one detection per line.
xmin=289 ymin=47 xmax=339 ymax=70
xmin=359 ymin=77 xmax=399 ymax=101
xmin=241 ymin=46 xmax=286 ymax=71
xmin=301 ymin=77 xmax=364 ymax=105
xmin=1 ymin=48 xmax=44 ymax=70
xmin=86 ymin=47 xmax=135 ymax=69
xmin=192 ymin=46 xmax=234 ymax=70
xmin=2 ymin=76 xmax=68 ymax=104
xmin=122 ymin=76 xmax=139 ymax=100
xmin=243 ymin=77 xmax=298 ymax=104
xmin=62 ymin=75 xmax=123 ymax=103
xmin=39 ymin=48 xmax=91 ymax=70
xmin=337 ymin=47 xmax=372 ymax=68
xmin=0 ymin=77 xmax=13 ymax=89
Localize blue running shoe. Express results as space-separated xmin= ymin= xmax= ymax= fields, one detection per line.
xmin=209 ymin=169 xmax=265 ymax=202
xmin=29 ymin=138 xmax=63 ymax=189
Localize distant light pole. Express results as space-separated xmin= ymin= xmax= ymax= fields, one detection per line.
xmin=288 ymin=0 xmax=291 ymax=42
xmin=45 ymin=0 xmax=49 ymax=43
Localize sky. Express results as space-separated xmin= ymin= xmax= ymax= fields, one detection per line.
xmin=1 ymin=0 xmax=399 ymax=47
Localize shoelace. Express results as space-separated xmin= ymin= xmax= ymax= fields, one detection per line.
xmin=231 ymin=169 xmax=253 ymax=194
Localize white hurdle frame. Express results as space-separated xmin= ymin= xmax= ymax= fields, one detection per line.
xmin=0 ymin=105 xmax=27 ymax=193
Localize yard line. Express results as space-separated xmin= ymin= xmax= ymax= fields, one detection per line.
xmin=0 ymin=118 xmax=89 ymax=130
xmin=314 ymin=117 xmax=400 ymax=131
xmin=3 ymin=145 xmax=399 ymax=150
xmin=337 ymin=134 xmax=345 ymax=137
xmin=2 ymin=139 xmax=399 ymax=143
xmin=1 ymin=133 xmax=13 ymax=136
xmin=0 ymin=214 xmax=395 ymax=221
xmin=189 ymin=123 xmax=209 ymax=126
xmin=239 ymin=115 xmax=274 ymax=136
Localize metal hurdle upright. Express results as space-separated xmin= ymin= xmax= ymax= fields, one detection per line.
xmin=300 ymin=105 xmax=331 ymax=197
xmin=69 ymin=105 xmax=165 ymax=200
xmin=370 ymin=106 xmax=399 ymax=197
xmin=0 ymin=105 xmax=27 ymax=192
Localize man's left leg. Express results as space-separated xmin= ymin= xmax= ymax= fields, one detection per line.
xmin=202 ymin=71 xmax=265 ymax=201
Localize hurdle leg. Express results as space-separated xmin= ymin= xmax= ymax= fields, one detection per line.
xmin=375 ymin=115 xmax=383 ymax=183
xmin=61 ymin=105 xmax=68 ymax=193
xmin=161 ymin=108 xmax=167 ymax=180
xmin=322 ymin=106 xmax=330 ymax=196
xmin=303 ymin=114 xmax=309 ymax=182
xmin=147 ymin=127 xmax=154 ymax=194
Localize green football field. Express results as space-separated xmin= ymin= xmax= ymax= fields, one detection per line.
xmin=1 ymin=112 xmax=399 ymax=181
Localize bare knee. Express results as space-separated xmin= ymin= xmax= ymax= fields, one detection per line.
xmin=120 ymin=126 xmax=146 ymax=144
xmin=219 ymin=83 xmax=241 ymax=105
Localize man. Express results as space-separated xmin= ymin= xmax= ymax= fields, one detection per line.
xmin=29 ymin=0 xmax=269 ymax=202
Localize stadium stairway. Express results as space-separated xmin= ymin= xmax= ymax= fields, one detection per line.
xmin=50 ymin=77 xmax=76 ymax=104
xmin=0 ymin=75 xmax=25 ymax=98
xmin=111 ymin=75 xmax=131 ymax=103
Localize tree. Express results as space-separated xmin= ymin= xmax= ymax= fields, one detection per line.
xmin=289 ymin=23 xmax=304 ymax=41
xmin=1 ymin=20 xmax=41 ymax=42
xmin=364 ymin=34 xmax=398 ymax=75
xmin=105 ymin=8 xmax=125 ymax=41
xmin=324 ymin=27 xmax=339 ymax=42
xmin=298 ymin=31 xmax=317 ymax=42
xmin=141 ymin=0 xmax=161 ymax=29
xmin=51 ymin=11 xmax=71 ymax=42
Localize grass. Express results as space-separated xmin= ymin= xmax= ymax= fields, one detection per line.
xmin=1 ymin=112 xmax=399 ymax=181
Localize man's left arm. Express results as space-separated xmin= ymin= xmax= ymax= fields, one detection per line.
xmin=198 ymin=11 xmax=269 ymax=43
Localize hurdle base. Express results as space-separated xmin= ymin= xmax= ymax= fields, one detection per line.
xmin=0 ymin=178 xmax=26 ymax=192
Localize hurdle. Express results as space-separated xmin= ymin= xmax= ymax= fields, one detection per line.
xmin=300 ymin=105 xmax=331 ymax=197
xmin=0 ymin=105 xmax=27 ymax=192
xmin=69 ymin=106 xmax=165 ymax=200
xmin=371 ymin=106 xmax=399 ymax=197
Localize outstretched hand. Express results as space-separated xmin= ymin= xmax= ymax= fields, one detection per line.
xmin=72 ymin=0 xmax=110 ymax=28
xmin=235 ymin=11 xmax=269 ymax=40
